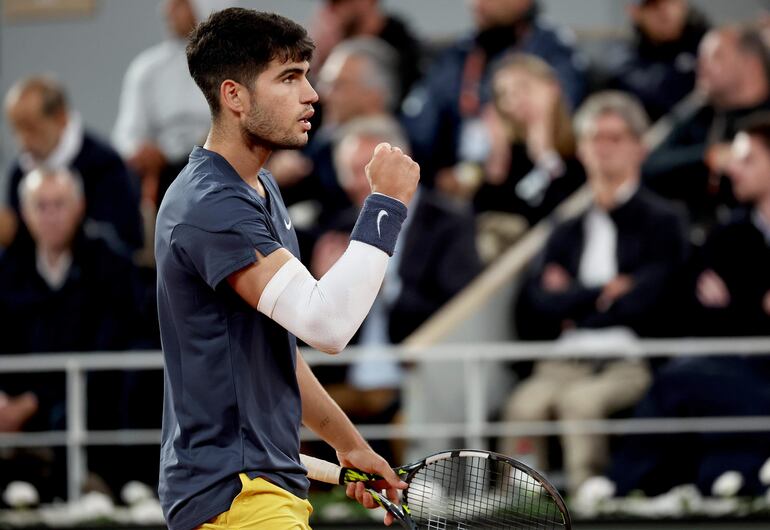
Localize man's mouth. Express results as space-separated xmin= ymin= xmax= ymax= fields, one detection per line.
xmin=299 ymin=109 xmax=314 ymax=131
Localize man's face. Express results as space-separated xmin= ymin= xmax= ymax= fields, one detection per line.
xmin=578 ymin=112 xmax=644 ymax=184
xmin=164 ymin=0 xmax=197 ymax=38
xmin=6 ymin=91 xmax=66 ymax=161
xmin=21 ymin=174 xmax=84 ymax=252
xmin=697 ymin=31 xmax=741 ymax=102
xmin=337 ymin=135 xmax=378 ymax=206
xmin=241 ymin=58 xmax=318 ymax=150
xmin=320 ymin=54 xmax=379 ymax=125
xmin=727 ymin=132 xmax=770 ymax=203
xmin=327 ymin=0 xmax=371 ymax=37
xmin=631 ymin=0 xmax=688 ymax=44
xmin=467 ymin=0 xmax=533 ymax=30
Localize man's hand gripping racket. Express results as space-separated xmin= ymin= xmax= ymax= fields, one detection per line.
xmin=302 ymin=449 xmax=572 ymax=529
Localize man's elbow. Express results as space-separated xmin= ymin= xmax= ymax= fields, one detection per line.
xmin=303 ymin=317 xmax=358 ymax=355
xmin=307 ymin=336 xmax=348 ymax=355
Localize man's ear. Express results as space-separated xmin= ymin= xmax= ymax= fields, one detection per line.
xmin=219 ymin=79 xmax=247 ymax=115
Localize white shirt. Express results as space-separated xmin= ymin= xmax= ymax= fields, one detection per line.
xmin=112 ymin=39 xmax=211 ymax=162
xmin=36 ymin=250 xmax=73 ymax=291
xmin=578 ymin=182 xmax=638 ymax=288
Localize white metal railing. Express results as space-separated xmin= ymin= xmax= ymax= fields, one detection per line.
xmin=2 ymin=337 xmax=770 ymax=501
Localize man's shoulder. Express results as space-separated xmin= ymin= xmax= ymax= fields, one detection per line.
xmin=78 ymin=129 xmax=125 ymax=163
xmin=550 ymin=211 xmax=584 ymax=242
xmin=77 ymin=226 xmax=135 ymax=266
xmin=710 ymin=208 xmax=755 ymax=238
xmin=161 ymin=165 xmax=268 ymax=236
xmin=634 ymin=187 xmax=687 ymax=221
xmin=125 ymin=40 xmax=180 ymax=79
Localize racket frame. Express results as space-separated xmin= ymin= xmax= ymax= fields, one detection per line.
xmin=303 ymin=449 xmax=572 ymax=529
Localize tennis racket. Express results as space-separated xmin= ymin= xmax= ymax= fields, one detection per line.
xmin=301 ymin=449 xmax=571 ymax=529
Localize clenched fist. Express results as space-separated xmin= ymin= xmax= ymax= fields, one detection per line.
xmin=365 ymin=142 xmax=420 ymax=206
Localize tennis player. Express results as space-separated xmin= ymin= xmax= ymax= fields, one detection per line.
xmin=154 ymin=8 xmax=418 ymax=530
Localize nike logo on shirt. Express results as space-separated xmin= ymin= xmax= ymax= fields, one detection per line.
xmin=284 ymin=218 xmax=292 ymax=230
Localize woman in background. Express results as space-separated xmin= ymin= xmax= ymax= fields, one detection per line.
xmin=475 ymin=53 xmax=585 ymax=227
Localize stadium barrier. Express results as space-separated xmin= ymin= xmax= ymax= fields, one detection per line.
xmin=2 ymin=336 xmax=770 ymax=501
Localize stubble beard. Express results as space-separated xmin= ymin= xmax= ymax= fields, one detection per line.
xmin=242 ymin=102 xmax=307 ymax=151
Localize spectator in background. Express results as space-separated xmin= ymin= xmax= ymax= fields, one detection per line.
xmin=603 ymin=113 xmax=770 ymax=497
xmin=0 ymin=167 xmax=143 ymax=500
xmin=473 ymin=54 xmax=585 ymax=260
xmin=0 ymin=208 xmax=17 ymax=250
xmin=643 ymin=25 xmax=770 ymax=232
xmin=402 ymin=0 xmax=586 ymax=193
xmin=308 ymin=0 xmax=422 ymax=103
xmin=504 ymin=92 xmax=688 ymax=493
xmin=112 ymin=0 xmax=233 ymax=209
xmin=268 ymin=37 xmax=401 ymax=251
xmin=4 ymin=76 xmax=142 ymax=252
xmin=308 ymin=116 xmax=481 ymax=462
xmin=605 ymin=0 xmax=709 ymax=121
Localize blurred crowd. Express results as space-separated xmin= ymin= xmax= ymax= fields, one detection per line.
xmin=1 ymin=0 xmax=770 ymax=508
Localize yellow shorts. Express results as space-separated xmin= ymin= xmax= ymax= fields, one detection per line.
xmin=197 ymin=474 xmax=313 ymax=529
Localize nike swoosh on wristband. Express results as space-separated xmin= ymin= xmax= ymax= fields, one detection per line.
xmin=376 ymin=210 xmax=388 ymax=238
xmin=284 ymin=218 xmax=292 ymax=230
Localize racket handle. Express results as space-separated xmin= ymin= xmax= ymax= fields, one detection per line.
xmin=300 ymin=454 xmax=344 ymax=485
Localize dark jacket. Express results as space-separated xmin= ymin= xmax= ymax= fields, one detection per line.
xmin=606 ymin=8 xmax=709 ymax=120
xmin=388 ymin=189 xmax=483 ymax=342
xmin=8 ymin=130 xmax=143 ymax=251
xmin=473 ymin=143 xmax=585 ymax=226
xmin=402 ymin=4 xmax=586 ymax=182
xmin=517 ymin=187 xmax=688 ymax=338
xmin=0 ymin=230 xmax=142 ymax=431
xmin=642 ymin=98 xmax=770 ymax=225
xmin=378 ymin=14 xmax=424 ymax=103
xmin=691 ymin=208 xmax=770 ymax=337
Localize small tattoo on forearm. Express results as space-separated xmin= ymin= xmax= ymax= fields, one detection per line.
xmin=319 ymin=416 xmax=331 ymax=429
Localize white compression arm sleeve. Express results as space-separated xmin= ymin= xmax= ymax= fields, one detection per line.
xmin=257 ymin=241 xmax=388 ymax=354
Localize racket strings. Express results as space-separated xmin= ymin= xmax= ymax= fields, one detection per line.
xmin=406 ymin=456 xmax=566 ymax=529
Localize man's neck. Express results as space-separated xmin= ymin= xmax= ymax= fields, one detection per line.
xmin=204 ymin=126 xmax=270 ymax=194
xmin=38 ymin=246 xmax=68 ymax=268
xmin=36 ymin=245 xmax=73 ymax=290
xmin=592 ymin=173 xmax=639 ymax=211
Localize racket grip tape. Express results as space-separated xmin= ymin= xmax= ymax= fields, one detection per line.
xmin=301 ymin=454 xmax=345 ymax=485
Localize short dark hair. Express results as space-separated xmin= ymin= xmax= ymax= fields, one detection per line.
xmin=186 ymin=8 xmax=315 ymax=115
xmin=737 ymin=111 xmax=770 ymax=152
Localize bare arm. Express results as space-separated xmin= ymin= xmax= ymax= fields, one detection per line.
xmin=227 ymin=248 xmax=294 ymax=307
xmin=296 ymin=351 xmax=365 ymax=451
xmin=296 ymin=352 xmax=406 ymax=523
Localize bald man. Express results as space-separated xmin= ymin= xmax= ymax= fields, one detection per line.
xmin=643 ymin=25 xmax=770 ymax=228
xmin=4 ymin=76 xmax=142 ymax=252
xmin=0 ymin=167 xmax=143 ymax=499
